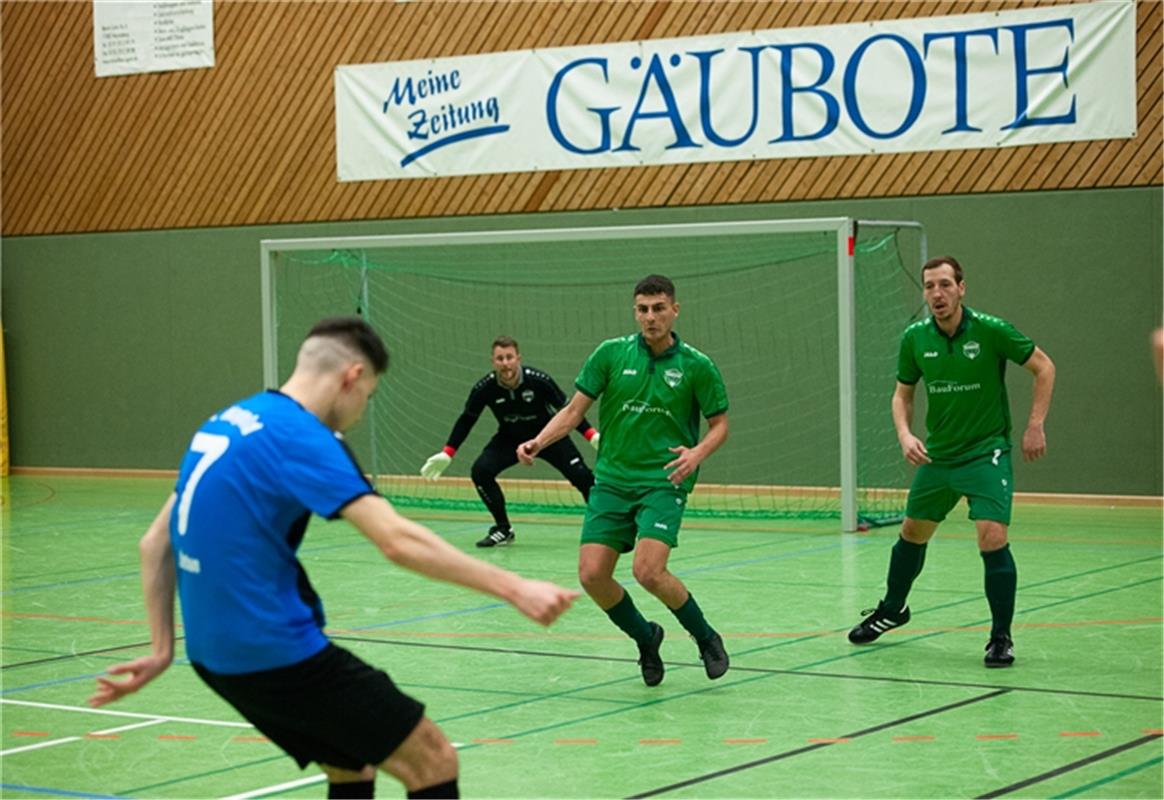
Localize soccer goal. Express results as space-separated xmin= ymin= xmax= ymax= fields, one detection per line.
xmin=260 ymin=217 xmax=926 ymax=531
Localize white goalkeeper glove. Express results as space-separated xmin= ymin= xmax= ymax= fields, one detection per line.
xmin=420 ymin=450 xmax=453 ymax=480
xmin=587 ymin=431 xmax=601 ymax=451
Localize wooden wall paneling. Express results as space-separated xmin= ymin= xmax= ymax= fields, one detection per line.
xmin=1 ymin=2 xmax=60 ymax=168
xmin=638 ymin=162 xmax=694 ymax=208
xmin=1076 ymin=136 xmax=1135 ymax=190
xmin=954 ymin=148 xmax=1009 ymax=195
xmin=1021 ymin=142 xmax=1076 ymax=191
xmin=566 ymin=165 xmax=615 ymax=211
xmin=632 ymin=2 xmax=671 ymax=41
xmin=1133 ymin=117 xmax=1163 ymax=184
xmin=248 ymin=4 xmax=347 ymax=225
xmin=291 ymin=3 xmax=395 ymax=225
xmin=38 ymin=5 xmax=115 ymax=233
xmin=9 ymin=3 xmax=92 ymax=233
xmin=1119 ymin=96 xmax=1162 ymax=185
xmin=165 ymin=2 xmax=271 ymax=227
xmin=181 ymin=3 xmax=282 ymax=226
xmin=113 ymin=66 xmax=213 ymax=230
xmin=968 ymin=145 xmax=1020 ymax=194
xmin=728 ymin=157 xmax=780 ymax=205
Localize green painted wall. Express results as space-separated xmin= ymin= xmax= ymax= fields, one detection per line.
xmin=3 ymin=186 xmax=1161 ymax=495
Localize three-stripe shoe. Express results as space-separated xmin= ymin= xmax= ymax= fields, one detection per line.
xmin=476 ymin=525 xmax=515 ymax=548
xmin=848 ymin=602 xmax=911 ymax=644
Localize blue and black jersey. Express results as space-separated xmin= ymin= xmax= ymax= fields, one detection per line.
xmin=170 ymin=390 xmax=374 ymax=674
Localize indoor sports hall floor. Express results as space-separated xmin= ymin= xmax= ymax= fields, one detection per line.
xmin=2 ymin=475 xmax=1161 ymax=799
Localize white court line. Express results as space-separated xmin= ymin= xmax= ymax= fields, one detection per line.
xmin=224 ymin=743 xmax=468 ymax=800
xmin=0 ymin=697 xmax=252 ymax=727
xmin=222 ymin=774 xmax=326 ymax=799
xmin=1 ymin=718 xmax=165 ymax=757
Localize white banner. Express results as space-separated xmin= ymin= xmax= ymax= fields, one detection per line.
xmin=336 ymin=1 xmax=1136 ymax=182
xmin=94 ymin=0 xmax=214 ymax=79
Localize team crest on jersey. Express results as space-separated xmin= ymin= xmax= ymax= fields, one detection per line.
xmin=663 ymin=368 xmax=683 ymax=388
xmin=962 ymin=341 xmax=981 ymax=360
xmin=522 ymin=389 xmax=535 ymax=403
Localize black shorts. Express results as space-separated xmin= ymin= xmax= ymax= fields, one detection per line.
xmin=192 ymin=643 xmax=425 ymax=770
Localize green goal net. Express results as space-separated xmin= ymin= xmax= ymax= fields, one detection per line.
xmin=262 ymin=218 xmax=925 ymax=530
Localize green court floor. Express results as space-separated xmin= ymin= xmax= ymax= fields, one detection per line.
xmin=2 ymin=475 xmax=1161 ymax=798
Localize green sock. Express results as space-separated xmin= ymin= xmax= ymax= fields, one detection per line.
xmin=883 ymin=536 xmax=927 ymax=613
xmin=604 ymin=591 xmax=653 ymax=644
xmin=981 ymin=544 xmax=1017 ymax=639
xmin=670 ymin=593 xmax=715 ymax=642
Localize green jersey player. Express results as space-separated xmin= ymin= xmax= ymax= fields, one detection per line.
xmin=518 ymin=275 xmax=730 ymax=686
xmin=848 ymin=256 xmax=1056 ymax=668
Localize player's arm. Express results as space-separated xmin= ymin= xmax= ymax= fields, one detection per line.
xmin=518 ymin=390 xmax=594 ymax=464
xmin=343 ymin=495 xmax=578 ymax=625
xmin=421 ymin=386 xmax=485 ymax=480
xmin=541 ymin=373 xmax=599 ymax=448
xmin=892 ymin=381 xmax=930 ymax=465
xmin=89 ymin=494 xmax=178 ymax=707
xmin=1020 ymin=346 xmax=1055 ymax=462
xmin=664 ymin=412 xmax=729 ymax=486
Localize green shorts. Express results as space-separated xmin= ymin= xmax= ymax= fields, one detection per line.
xmin=580 ymin=482 xmax=688 ymax=552
xmin=906 ymin=448 xmax=1014 ymax=525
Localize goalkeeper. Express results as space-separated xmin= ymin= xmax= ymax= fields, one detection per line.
xmin=420 ymin=336 xmax=598 ymax=548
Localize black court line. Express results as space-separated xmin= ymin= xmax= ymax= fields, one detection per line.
xmin=626 ymin=689 xmax=1010 ymax=798
xmin=1 ymin=637 xmax=184 ymax=670
xmin=330 ymin=635 xmax=1163 ymax=703
xmin=976 ymin=732 xmax=1164 ymax=798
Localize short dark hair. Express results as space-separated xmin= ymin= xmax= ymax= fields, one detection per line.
xmin=492 ymin=335 xmax=519 ymax=352
xmin=634 ymin=274 xmax=676 ymax=300
xmin=307 ymin=316 xmax=389 ymax=374
xmin=922 ymin=256 xmax=964 ymax=283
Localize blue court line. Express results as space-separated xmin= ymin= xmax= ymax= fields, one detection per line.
xmin=346 ymin=602 xmax=509 ymax=631
xmin=674 ymin=537 xmax=872 ymax=578
xmin=0 ymin=784 xmax=122 ymax=799
xmin=1 ymin=659 xmax=192 ymax=696
xmin=1 ymin=572 xmax=139 ymax=596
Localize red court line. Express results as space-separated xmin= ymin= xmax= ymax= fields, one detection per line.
xmin=1060 ymin=731 xmax=1102 ymax=737
xmin=1144 ymin=728 xmax=1164 ymax=735
xmin=554 ymin=738 xmax=598 ymax=745
xmin=809 ymin=737 xmax=851 ymax=744
xmin=0 ymin=611 xmax=183 ymax=628
xmin=893 ymin=735 xmax=935 ymax=742
xmin=11 ymin=731 xmax=50 ymax=737
xmin=977 ymin=734 xmax=1019 ymax=740
xmin=472 ymin=738 xmax=514 ymax=745
xmin=84 ymin=734 xmax=120 ymax=740
xmin=232 ymin=735 xmax=271 ymax=743
xmin=157 ymin=734 xmax=197 ymax=741
xmin=640 ymin=738 xmax=682 ymax=745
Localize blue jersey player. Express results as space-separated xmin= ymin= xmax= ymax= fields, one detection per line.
xmin=89 ymin=317 xmax=578 ymax=799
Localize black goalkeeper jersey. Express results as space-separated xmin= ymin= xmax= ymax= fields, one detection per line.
xmin=445 ymin=366 xmax=594 ymax=449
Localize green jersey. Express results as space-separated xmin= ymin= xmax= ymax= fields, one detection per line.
xmin=897 ymin=306 xmax=1035 ymax=464
xmin=576 ymin=333 xmax=728 ymax=491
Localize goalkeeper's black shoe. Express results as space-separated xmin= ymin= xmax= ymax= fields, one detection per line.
xmin=697 ymin=632 xmax=729 ymax=680
xmin=476 ymin=525 xmax=515 ymax=548
xmin=848 ymin=602 xmax=911 ymax=644
xmin=984 ymin=635 xmax=1015 ymax=668
xmin=637 ymin=622 xmax=665 ymax=686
